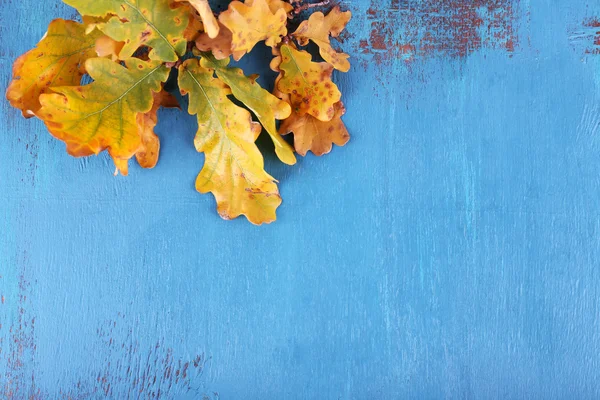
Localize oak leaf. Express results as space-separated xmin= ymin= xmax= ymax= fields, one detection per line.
xmin=174 ymin=0 xmax=220 ymax=39
xmin=6 ymin=0 xmax=352 ymax=225
xmin=82 ymin=15 xmax=113 ymax=34
xmin=219 ymin=0 xmax=287 ymax=60
xmin=181 ymin=8 xmax=205 ymax=41
xmin=6 ymin=19 xmax=100 ymax=118
xmin=280 ymin=102 xmax=349 ymax=156
xmin=292 ymin=6 xmax=351 ymax=72
xmin=36 ymin=58 xmax=169 ymax=176
xmin=277 ymin=44 xmax=341 ymax=122
xmin=195 ymin=22 xmax=233 ymax=60
xmin=135 ymin=90 xmax=180 ymax=169
xmin=247 ymin=0 xmax=293 ymax=13
xmin=95 ymin=35 xmax=125 ymax=61
xmin=201 ymin=54 xmax=295 ymax=165
xmin=63 ymin=0 xmax=188 ymax=62
xmin=178 ymin=59 xmax=281 ymax=225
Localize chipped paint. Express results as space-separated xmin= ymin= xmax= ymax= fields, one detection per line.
xmin=54 ymin=316 xmax=210 ymax=399
xmin=356 ymin=0 xmax=519 ymax=66
xmin=3 ymin=251 xmax=38 ymax=399
xmin=569 ymin=17 xmax=600 ymax=55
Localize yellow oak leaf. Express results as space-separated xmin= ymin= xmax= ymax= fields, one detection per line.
xmin=280 ymin=102 xmax=349 ymax=156
xmin=269 ymin=42 xmax=286 ymax=72
xmin=135 ymin=90 xmax=180 ymax=169
xmin=82 ymin=15 xmax=112 ymax=34
xmin=219 ymin=0 xmax=287 ymax=61
xmin=247 ymin=0 xmax=293 ymax=13
xmin=277 ymin=45 xmax=341 ymax=122
xmin=6 ymin=19 xmax=100 ymax=118
xmin=270 ymin=54 xmax=281 ymax=72
xmin=200 ymin=55 xmax=295 ymax=165
xmin=292 ymin=6 xmax=351 ymax=72
xmin=272 ymin=72 xmax=286 ymax=100
xmin=269 ymin=0 xmax=293 ymax=13
xmin=63 ymin=0 xmax=188 ymax=62
xmin=195 ymin=22 xmax=233 ymax=60
xmin=178 ymin=59 xmax=282 ymax=225
xmin=95 ymin=35 xmax=125 ymax=61
xmin=174 ymin=0 xmax=220 ymax=39
xmin=36 ymin=58 xmax=169 ymax=176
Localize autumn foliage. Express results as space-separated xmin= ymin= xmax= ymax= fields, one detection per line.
xmin=6 ymin=0 xmax=351 ymax=225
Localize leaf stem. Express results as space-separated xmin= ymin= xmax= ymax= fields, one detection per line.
xmin=165 ymin=59 xmax=183 ymax=68
xmin=291 ymin=0 xmax=331 ymax=15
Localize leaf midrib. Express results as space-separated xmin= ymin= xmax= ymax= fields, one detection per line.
xmin=184 ymin=68 xmax=264 ymax=195
xmin=122 ymin=0 xmax=179 ymax=58
xmin=86 ymin=64 xmax=164 ymax=118
xmin=282 ymin=46 xmax=309 ymax=86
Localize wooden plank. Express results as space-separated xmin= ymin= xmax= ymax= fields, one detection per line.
xmin=2 ymin=0 xmax=600 ymax=397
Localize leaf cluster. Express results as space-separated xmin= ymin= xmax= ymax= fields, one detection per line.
xmin=6 ymin=0 xmax=352 ymax=224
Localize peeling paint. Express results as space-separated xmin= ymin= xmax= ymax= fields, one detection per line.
xmin=3 ymin=251 xmax=38 ymax=400
xmin=569 ymin=17 xmax=600 ymax=55
xmin=56 ymin=316 xmax=211 ymax=399
xmin=356 ymin=0 xmax=519 ymax=67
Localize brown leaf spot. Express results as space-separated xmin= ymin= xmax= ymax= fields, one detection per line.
xmin=140 ymin=30 xmax=152 ymax=42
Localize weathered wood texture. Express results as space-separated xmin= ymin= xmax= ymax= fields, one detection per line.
xmin=2 ymin=0 xmax=600 ymax=398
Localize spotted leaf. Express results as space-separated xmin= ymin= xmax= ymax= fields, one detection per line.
xmin=219 ymin=0 xmax=287 ymax=60
xmin=280 ymin=102 xmax=349 ymax=156
xmin=292 ymin=6 xmax=351 ymax=72
xmin=277 ymin=44 xmax=341 ymax=122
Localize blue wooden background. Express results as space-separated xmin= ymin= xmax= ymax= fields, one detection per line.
xmin=2 ymin=0 xmax=600 ymax=398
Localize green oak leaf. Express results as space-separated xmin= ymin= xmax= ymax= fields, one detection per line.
xmin=63 ymin=0 xmax=188 ymax=62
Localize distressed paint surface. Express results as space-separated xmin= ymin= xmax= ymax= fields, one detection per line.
xmin=358 ymin=0 xmax=519 ymax=65
xmin=2 ymin=0 xmax=600 ymax=398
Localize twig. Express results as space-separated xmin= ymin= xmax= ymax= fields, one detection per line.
xmin=165 ymin=59 xmax=183 ymax=68
xmin=293 ymin=0 xmax=331 ymax=14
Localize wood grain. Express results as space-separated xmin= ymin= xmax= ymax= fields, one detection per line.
xmin=2 ymin=0 xmax=600 ymax=398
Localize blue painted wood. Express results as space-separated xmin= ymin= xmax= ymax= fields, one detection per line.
xmin=2 ymin=0 xmax=600 ymax=398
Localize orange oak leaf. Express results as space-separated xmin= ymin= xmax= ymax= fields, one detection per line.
xmin=181 ymin=8 xmax=205 ymax=41
xmin=277 ymin=44 xmax=341 ymax=122
xmin=195 ymin=22 xmax=233 ymax=60
xmin=95 ymin=35 xmax=125 ymax=61
xmin=135 ymin=90 xmax=180 ymax=169
xmin=36 ymin=58 xmax=169 ymax=176
xmin=6 ymin=19 xmax=101 ymax=118
xmin=173 ymin=0 xmax=219 ymax=39
xmin=279 ymin=102 xmax=349 ymax=156
xmin=292 ymin=6 xmax=351 ymax=72
xmin=219 ymin=0 xmax=288 ymax=60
